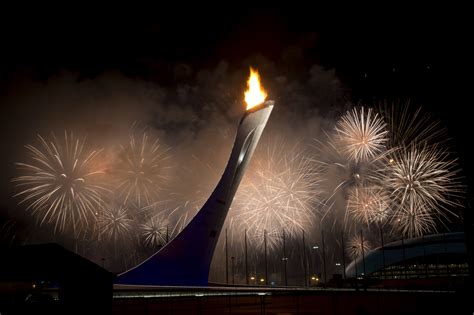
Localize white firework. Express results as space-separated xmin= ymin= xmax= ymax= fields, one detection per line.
xmin=384 ymin=144 xmax=462 ymax=237
xmin=115 ymin=132 xmax=171 ymax=208
xmin=335 ymin=107 xmax=389 ymax=163
xmin=13 ymin=131 xmax=107 ymax=236
xmin=347 ymin=234 xmax=371 ymax=258
xmin=99 ymin=205 xmax=134 ymax=242
xmin=141 ymin=215 xmax=170 ymax=247
xmin=232 ymin=141 xmax=323 ymax=250
xmin=393 ymin=208 xmax=437 ymax=238
xmin=347 ymin=186 xmax=390 ymax=225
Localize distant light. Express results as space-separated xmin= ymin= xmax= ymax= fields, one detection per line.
xmin=32 ymin=284 xmax=36 ymax=289
xmin=260 ymin=278 xmax=265 ymax=282
xmin=250 ymin=276 xmax=255 ymax=280
xmin=312 ymin=245 xmax=319 ymax=249
xmin=195 ymin=293 xmax=204 ymax=297
xmin=311 ymin=276 xmax=316 ymax=280
xmin=335 ymin=262 xmax=341 ymax=266
xmin=257 ymin=292 xmax=266 ymax=296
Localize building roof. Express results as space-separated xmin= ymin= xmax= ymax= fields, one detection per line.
xmin=0 ymin=243 xmax=114 ymax=283
xmin=345 ymin=232 xmax=467 ymax=278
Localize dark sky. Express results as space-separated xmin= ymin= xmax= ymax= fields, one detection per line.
xmin=0 ymin=7 xmax=471 ymax=211
xmin=2 ymin=9 xmax=470 ymax=173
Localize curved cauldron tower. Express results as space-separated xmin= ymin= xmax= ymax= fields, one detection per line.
xmin=117 ymin=100 xmax=273 ymax=286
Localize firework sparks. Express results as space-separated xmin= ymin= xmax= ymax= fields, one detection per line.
xmin=347 ymin=186 xmax=390 ymax=225
xmin=384 ymin=144 xmax=462 ymax=238
xmin=140 ymin=215 xmax=170 ymax=247
xmin=347 ymin=234 xmax=371 ymax=258
xmin=393 ymin=208 xmax=437 ymax=238
xmin=115 ymin=133 xmax=171 ymax=208
xmin=232 ymin=141 xmax=323 ymax=250
xmin=380 ymin=101 xmax=447 ymax=148
xmin=335 ymin=107 xmax=389 ymax=163
xmin=314 ymin=131 xmax=388 ymax=231
xmin=13 ymin=132 xmax=107 ymax=235
xmin=99 ymin=205 xmax=134 ymax=242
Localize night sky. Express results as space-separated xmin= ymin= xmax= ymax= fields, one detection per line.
xmin=0 ymin=7 xmax=471 ymax=267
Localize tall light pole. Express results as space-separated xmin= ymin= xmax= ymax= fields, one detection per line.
xmin=360 ymin=230 xmax=366 ymax=277
xmin=225 ymin=228 xmax=229 ymax=285
xmin=245 ymin=229 xmax=249 ymax=285
xmin=321 ymin=229 xmax=327 ymax=284
xmin=312 ymin=245 xmax=319 ymax=282
xmin=302 ymin=229 xmax=308 ymax=287
xmin=264 ymin=229 xmax=268 ymax=285
xmin=352 ymin=247 xmax=359 ymax=290
xmin=231 ymin=256 xmax=235 ymax=285
xmin=282 ymin=230 xmax=288 ymax=286
xmin=341 ymin=231 xmax=346 ymax=280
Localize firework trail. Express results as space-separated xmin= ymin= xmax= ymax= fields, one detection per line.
xmin=384 ymin=144 xmax=463 ymax=238
xmin=380 ymin=101 xmax=447 ymax=148
xmin=13 ymin=132 xmax=107 ymax=236
xmin=346 ymin=233 xmax=371 ymax=258
xmin=335 ymin=107 xmax=389 ymax=163
xmin=115 ymin=132 xmax=172 ymax=209
xmin=98 ymin=205 xmax=134 ymax=242
xmin=232 ymin=141 xmax=323 ymax=250
xmin=0 ymin=220 xmax=17 ymax=247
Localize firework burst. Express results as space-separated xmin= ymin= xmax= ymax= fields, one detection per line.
xmin=13 ymin=132 xmax=107 ymax=235
xmin=232 ymin=141 xmax=323 ymax=250
xmin=393 ymin=208 xmax=437 ymax=238
xmin=115 ymin=133 xmax=171 ymax=208
xmin=140 ymin=215 xmax=170 ymax=247
xmin=347 ymin=186 xmax=390 ymax=225
xmin=384 ymin=144 xmax=462 ymax=237
xmin=99 ymin=205 xmax=134 ymax=242
xmin=335 ymin=107 xmax=389 ymax=163
xmin=314 ymin=131 xmax=388 ymax=231
xmin=347 ymin=234 xmax=371 ymax=258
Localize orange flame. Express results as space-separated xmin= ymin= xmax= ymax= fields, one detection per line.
xmin=244 ymin=67 xmax=267 ymax=110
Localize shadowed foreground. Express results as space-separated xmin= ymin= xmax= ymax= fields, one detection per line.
xmin=112 ymin=287 xmax=471 ymax=315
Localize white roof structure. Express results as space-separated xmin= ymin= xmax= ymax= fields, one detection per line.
xmin=345 ymin=232 xmax=467 ymax=278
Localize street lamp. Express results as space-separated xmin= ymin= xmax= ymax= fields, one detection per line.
xmin=312 ymin=245 xmax=319 ymax=284
xmin=310 ymin=275 xmax=319 ymax=286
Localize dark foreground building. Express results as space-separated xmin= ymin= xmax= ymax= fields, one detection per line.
xmin=0 ymin=243 xmax=114 ymax=314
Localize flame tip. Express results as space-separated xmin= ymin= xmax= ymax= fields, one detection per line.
xmin=244 ymin=68 xmax=267 ymax=110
